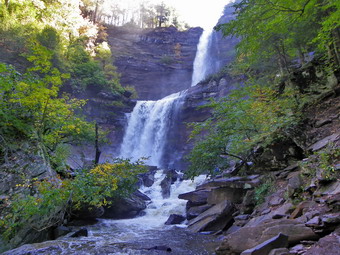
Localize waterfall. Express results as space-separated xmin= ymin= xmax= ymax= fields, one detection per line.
xmin=191 ymin=29 xmax=213 ymax=86
xmin=119 ymin=92 xmax=182 ymax=167
xmin=191 ymin=9 xmax=225 ymax=87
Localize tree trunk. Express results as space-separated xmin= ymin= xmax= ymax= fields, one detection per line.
xmin=94 ymin=122 xmax=101 ymax=165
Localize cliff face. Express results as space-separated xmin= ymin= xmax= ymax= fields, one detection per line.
xmin=107 ymin=26 xmax=202 ymax=100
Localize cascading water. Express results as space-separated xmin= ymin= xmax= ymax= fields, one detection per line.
xmin=8 ymin=172 xmax=218 ymax=254
xmin=119 ymin=92 xmax=183 ymax=167
xmin=191 ymin=7 xmax=225 ymax=87
xmin=191 ymin=29 xmax=214 ymax=86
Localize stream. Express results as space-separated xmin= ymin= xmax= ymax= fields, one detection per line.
xmin=5 ymin=171 xmax=219 ymax=255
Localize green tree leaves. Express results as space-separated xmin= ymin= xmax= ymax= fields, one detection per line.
xmin=216 ymin=0 xmax=339 ymax=73
xmin=187 ymin=84 xmax=301 ymax=178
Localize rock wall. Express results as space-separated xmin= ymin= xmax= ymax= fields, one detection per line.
xmin=107 ymin=26 xmax=202 ymax=100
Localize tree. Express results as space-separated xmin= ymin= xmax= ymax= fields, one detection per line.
xmin=187 ymin=83 xmax=300 ymax=178
xmin=216 ymin=0 xmax=339 ymax=74
xmin=0 ymin=43 xmax=94 ymax=162
xmin=155 ymin=2 xmax=170 ymax=27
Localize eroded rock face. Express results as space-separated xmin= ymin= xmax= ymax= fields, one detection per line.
xmin=216 ymin=219 xmax=318 ymax=254
xmin=108 ymin=26 xmax=202 ymax=100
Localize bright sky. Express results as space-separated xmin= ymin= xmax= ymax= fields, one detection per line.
xmin=114 ymin=0 xmax=234 ymax=29
xmin=164 ymin=0 xmax=234 ymax=28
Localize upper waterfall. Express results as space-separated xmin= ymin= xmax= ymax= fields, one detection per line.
xmin=119 ymin=92 xmax=183 ymax=167
xmin=191 ymin=8 xmax=225 ymax=87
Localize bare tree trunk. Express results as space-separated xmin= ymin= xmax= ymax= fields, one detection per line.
xmin=94 ymin=122 xmax=101 ymax=165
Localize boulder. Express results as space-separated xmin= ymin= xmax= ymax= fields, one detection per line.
xmin=134 ymin=190 xmax=151 ymax=201
xmin=216 ymin=219 xmax=318 ymax=254
xmin=207 ymin=187 xmax=247 ymax=205
xmin=287 ymin=172 xmax=303 ymax=197
xmin=304 ymin=230 xmax=340 ymax=255
xmin=72 ymin=206 xmax=104 ymax=220
xmin=160 ymin=169 xmax=180 ymax=198
xmin=102 ymin=192 xmax=147 ymax=219
xmin=53 ymin=226 xmax=71 ymax=239
xmin=139 ymin=169 xmax=156 ymax=187
xmin=197 ymin=175 xmax=260 ymax=191
xmin=178 ymin=189 xmax=209 ymax=206
xmin=241 ymin=233 xmax=288 ymax=255
xmin=70 ymin=228 xmax=88 ymax=237
xmin=188 ymin=200 xmax=235 ymax=233
xmin=164 ymin=214 xmax=186 ymax=225
xmin=186 ymin=204 xmax=212 ymax=220
xmin=160 ymin=175 xmax=172 ymax=199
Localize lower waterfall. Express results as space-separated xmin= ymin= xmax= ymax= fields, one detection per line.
xmin=7 ymin=171 xmax=219 ymax=254
xmin=119 ymin=92 xmax=183 ymax=167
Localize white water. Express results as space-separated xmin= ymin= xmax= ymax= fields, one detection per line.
xmin=191 ymin=29 xmax=214 ymax=86
xmin=119 ymin=92 xmax=182 ymax=167
xmin=110 ymin=170 xmax=207 ymax=229
xmin=191 ymin=7 xmax=225 ymax=87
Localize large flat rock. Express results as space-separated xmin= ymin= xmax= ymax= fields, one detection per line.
xmin=216 ymin=219 xmax=319 ymax=254
xmin=188 ymin=200 xmax=234 ymax=232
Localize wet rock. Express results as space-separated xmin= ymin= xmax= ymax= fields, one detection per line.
xmin=240 ymin=233 xmax=288 ymax=255
xmin=161 ymin=176 xmax=172 ymax=199
xmin=72 ymin=206 xmax=104 ymax=220
xmin=102 ymin=192 xmax=147 ymax=219
xmin=186 ymin=204 xmax=212 ymax=220
xmin=179 ymin=189 xmax=209 ymax=206
xmin=160 ymin=169 xmax=180 ymax=198
xmin=53 ymin=226 xmax=71 ymax=239
xmin=165 ymin=214 xmax=186 ymax=225
xmin=188 ymin=200 xmax=235 ymax=233
xmin=147 ymin=245 xmax=172 ymax=252
xmin=70 ymin=228 xmax=88 ymax=237
xmin=134 ymin=190 xmax=151 ymax=201
xmin=139 ymin=168 xmax=156 ymax=187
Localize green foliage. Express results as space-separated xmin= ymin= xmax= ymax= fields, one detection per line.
xmin=216 ymin=0 xmax=340 ymax=73
xmin=254 ymin=178 xmax=274 ymax=205
xmin=187 ymin=83 xmax=301 ymax=178
xmin=68 ymin=159 xmax=147 ymax=208
xmin=0 ymin=177 xmax=70 ymax=240
xmin=160 ymin=55 xmax=175 ymax=65
xmin=0 ymin=159 xmax=147 ymax=241
xmin=0 ymin=59 xmax=94 ymax=160
xmin=318 ymin=145 xmax=340 ymax=181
